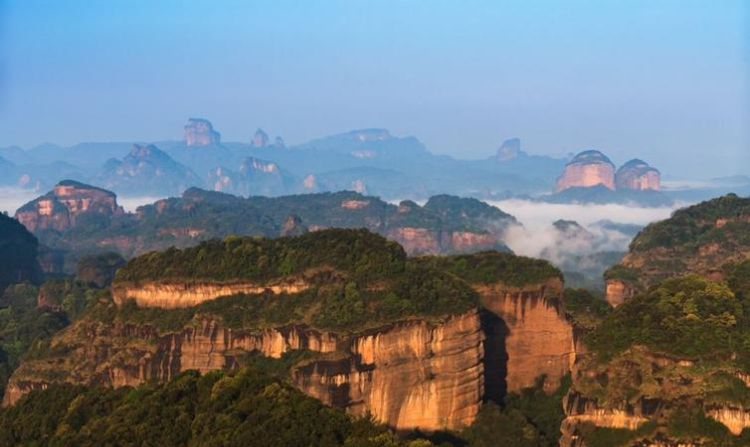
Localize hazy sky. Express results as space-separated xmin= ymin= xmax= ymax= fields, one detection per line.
xmin=0 ymin=0 xmax=747 ymax=178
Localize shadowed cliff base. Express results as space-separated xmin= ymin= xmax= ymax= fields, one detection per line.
xmin=480 ymin=309 xmax=509 ymax=404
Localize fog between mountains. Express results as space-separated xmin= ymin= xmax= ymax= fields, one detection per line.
xmin=490 ymin=199 xmax=684 ymax=263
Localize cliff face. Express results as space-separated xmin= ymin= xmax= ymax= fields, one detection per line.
xmin=385 ymin=227 xmax=501 ymax=255
xmin=556 ymin=150 xmax=616 ymax=192
xmin=111 ymin=279 xmax=310 ymax=308
xmin=15 ymin=180 xmax=124 ymax=232
xmin=293 ymin=310 xmax=484 ymax=431
xmin=615 ymin=159 xmax=661 ymax=191
xmin=475 ymin=278 xmax=575 ymax=394
xmin=4 ymin=310 xmax=483 ymax=432
xmin=184 ymin=118 xmax=220 ymax=146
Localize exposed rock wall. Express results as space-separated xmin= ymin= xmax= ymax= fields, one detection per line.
xmin=615 ymin=159 xmax=661 ymax=191
xmin=386 ymin=227 xmax=499 ymax=256
xmin=3 ymin=310 xmax=484 ymax=432
xmin=556 ymin=151 xmax=616 ymax=192
xmin=474 ymin=278 xmax=574 ymax=393
xmin=604 ymin=279 xmax=637 ymax=307
xmin=16 ymin=181 xmax=124 ymax=232
xmin=292 ymin=310 xmax=484 ymax=431
xmin=111 ymin=280 xmax=310 ymax=308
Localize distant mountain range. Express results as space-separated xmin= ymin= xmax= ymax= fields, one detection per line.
xmin=1 ymin=119 xmax=746 ymax=205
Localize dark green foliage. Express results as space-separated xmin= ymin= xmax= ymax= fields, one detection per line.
xmin=459 ymin=403 xmax=543 ymax=447
xmin=75 ymin=252 xmax=126 ymax=287
xmin=727 ymin=260 xmax=750 ymax=301
xmin=39 ymin=279 xmax=106 ymax=320
xmin=103 ymin=262 xmax=478 ymax=333
xmin=586 ymin=275 xmax=745 ymax=360
xmin=563 ymin=289 xmax=611 ymax=330
xmin=577 ymin=421 xmax=657 ymax=447
xmin=0 ymin=367 xmax=416 ymax=447
xmin=0 ymin=214 xmax=41 ymax=293
xmin=422 ymin=195 xmax=516 ymax=232
xmin=631 ymin=194 xmax=750 ymax=252
xmin=603 ymin=264 xmax=639 ymax=283
xmin=503 ymin=375 xmax=571 ymax=446
xmin=0 ymin=284 xmax=69 ymax=397
xmin=116 ymin=229 xmax=407 ymax=284
xmin=416 ymin=251 xmax=562 ymax=286
xmin=667 ymin=407 xmax=750 ymax=446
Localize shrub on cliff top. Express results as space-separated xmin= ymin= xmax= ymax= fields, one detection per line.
xmin=0 ymin=367 xmax=421 ymax=446
xmin=586 ymin=275 xmax=746 ymax=360
xmin=416 ymin=251 xmax=562 ymax=286
xmin=115 ymin=229 xmax=407 ymax=284
xmin=630 ymin=193 xmax=750 ymax=253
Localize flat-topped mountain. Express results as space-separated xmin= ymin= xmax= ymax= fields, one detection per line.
xmin=556 ymin=150 xmax=616 ymax=192
xmin=4 ymin=228 xmax=575 ymax=434
xmin=615 ymin=158 xmax=661 ymax=191
xmin=15 ymin=180 xmax=124 ymax=233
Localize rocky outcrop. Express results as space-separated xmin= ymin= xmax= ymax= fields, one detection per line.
xmin=556 ymin=150 xmax=616 ymax=192
xmin=3 ymin=310 xmax=483 ymax=432
xmin=252 ymin=128 xmax=269 ymax=147
xmin=2 ymin=319 xmax=342 ymax=406
xmin=604 ymin=279 xmax=637 ymax=307
xmin=111 ymin=279 xmax=310 ymax=308
xmin=706 ymin=406 xmax=750 ymax=435
xmin=475 ymin=278 xmax=574 ymax=394
xmin=496 ymin=138 xmax=523 ymax=162
xmin=385 ymin=227 xmax=499 ymax=256
xmin=15 ymin=180 xmax=124 ymax=232
xmin=615 ymin=159 xmax=661 ymax=191
xmin=292 ymin=310 xmax=484 ymax=431
xmin=184 ymin=118 xmax=220 ymax=146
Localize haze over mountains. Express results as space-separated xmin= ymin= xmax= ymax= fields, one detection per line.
xmin=1 ymin=118 xmax=746 ymax=209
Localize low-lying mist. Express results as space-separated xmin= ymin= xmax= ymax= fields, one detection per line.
xmin=490 ymin=199 xmax=687 ymax=288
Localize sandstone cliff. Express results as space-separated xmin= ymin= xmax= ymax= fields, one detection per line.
xmin=15 ymin=180 xmax=124 ymax=232
xmin=3 ymin=310 xmax=483 ymax=432
xmin=292 ymin=310 xmax=483 ymax=431
xmin=556 ymin=150 xmax=616 ymax=192
xmin=615 ymin=159 xmax=661 ymax=191
xmin=475 ymin=277 xmax=575 ymax=394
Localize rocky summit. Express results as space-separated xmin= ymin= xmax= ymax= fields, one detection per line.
xmin=556 ymin=150 xmax=616 ymax=192
xmin=15 ymin=180 xmax=124 ymax=233
xmin=184 ymin=117 xmax=221 ymax=146
xmin=615 ymin=158 xmax=661 ymax=191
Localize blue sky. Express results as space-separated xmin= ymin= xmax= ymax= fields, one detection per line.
xmin=0 ymin=0 xmax=747 ymax=178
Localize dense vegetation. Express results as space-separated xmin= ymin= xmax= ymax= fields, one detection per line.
xmin=75 ymin=252 xmax=126 ymax=287
xmin=116 ymin=229 xmax=407 ymax=284
xmin=0 ymin=284 xmax=68 ymax=398
xmin=586 ymin=275 xmax=746 ymax=360
xmin=0 ymin=360 xmax=573 ymax=447
xmin=416 ymin=251 xmax=562 ymax=286
xmin=631 ymin=194 xmax=750 ymax=252
xmin=0 ymin=214 xmax=41 ymax=293
xmin=101 ymin=260 xmax=477 ymax=332
xmin=32 ymin=188 xmax=518 ymax=264
xmin=562 ymin=289 xmax=611 ymax=330
xmin=0 ymin=367 xmax=427 ymax=447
